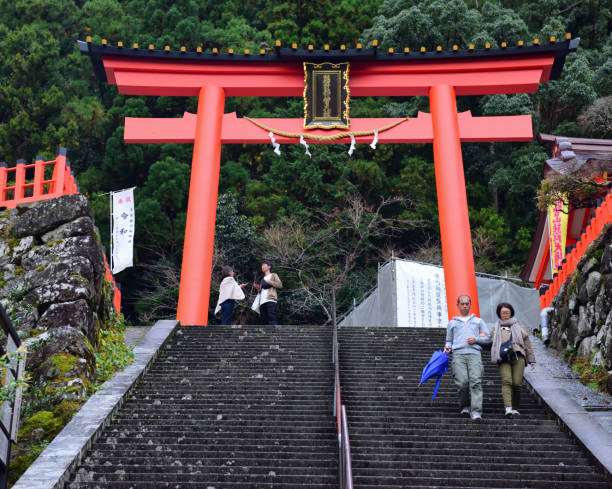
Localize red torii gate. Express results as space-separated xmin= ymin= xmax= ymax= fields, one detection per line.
xmin=80 ymin=36 xmax=578 ymax=325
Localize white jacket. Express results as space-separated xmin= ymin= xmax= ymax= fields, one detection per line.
xmin=214 ymin=276 xmax=245 ymax=315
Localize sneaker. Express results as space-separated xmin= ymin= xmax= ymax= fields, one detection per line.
xmin=505 ymin=407 xmax=514 ymax=416
xmin=460 ymin=407 xmax=470 ymax=415
xmin=470 ymin=412 xmax=482 ymax=421
xmin=511 ymin=409 xmax=520 ymax=415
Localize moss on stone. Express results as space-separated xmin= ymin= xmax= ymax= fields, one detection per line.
xmin=7 ymin=237 xmax=19 ymax=249
xmin=71 ymin=274 xmax=90 ymax=285
xmin=587 ymin=248 xmax=604 ymax=262
xmin=53 ymin=400 xmax=83 ymax=424
xmin=8 ymin=442 xmax=47 ymax=486
xmin=35 ymin=264 xmax=46 ymax=272
xmin=19 ymin=410 xmax=62 ymax=441
xmin=50 ymin=353 xmax=80 ymax=376
xmin=564 ymin=273 xmax=579 ymax=305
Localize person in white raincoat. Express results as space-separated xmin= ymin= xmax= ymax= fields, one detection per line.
xmin=215 ymin=266 xmax=246 ymax=325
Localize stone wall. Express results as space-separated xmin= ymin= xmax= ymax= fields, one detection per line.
xmin=0 ymin=194 xmax=117 ymax=481
xmin=549 ymin=225 xmax=612 ymax=370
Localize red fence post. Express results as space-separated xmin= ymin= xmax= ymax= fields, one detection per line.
xmin=15 ymin=160 xmax=26 ymax=202
xmin=0 ymin=164 xmax=7 ymax=204
xmin=52 ymin=150 xmax=67 ymax=198
xmin=33 ymin=157 xmax=44 ymax=199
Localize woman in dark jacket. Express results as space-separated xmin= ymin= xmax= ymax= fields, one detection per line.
xmin=490 ymin=302 xmax=536 ymax=416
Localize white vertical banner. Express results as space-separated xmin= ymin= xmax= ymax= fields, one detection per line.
xmin=111 ymin=188 xmax=135 ymax=274
xmin=396 ymin=261 xmax=448 ymax=328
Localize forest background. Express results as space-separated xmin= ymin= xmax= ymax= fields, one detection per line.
xmin=1 ymin=0 xmax=610 ymax=325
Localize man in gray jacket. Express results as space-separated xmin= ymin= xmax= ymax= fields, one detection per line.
xmin=444 ymin=295 xmax=490 ymax=420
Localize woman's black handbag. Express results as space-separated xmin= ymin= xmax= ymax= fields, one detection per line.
xmin=499 ymin=339 xmax=513 ymax=362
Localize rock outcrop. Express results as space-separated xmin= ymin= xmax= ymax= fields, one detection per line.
xmin=549 ymin=225 xmax=612 ymax=371
xmin=0 ymin=194 xmax=117 ymax=482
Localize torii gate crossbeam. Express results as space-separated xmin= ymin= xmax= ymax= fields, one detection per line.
xmin=80 ymin=38 xmax=578 ymax=325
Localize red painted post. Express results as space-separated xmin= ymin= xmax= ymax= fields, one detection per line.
xmin=0 ymin=165 xmax=7 ymax=203
xmin=15 ymin=162 xmax=25 ymax=202
xmin=53 ymin=154 xmax=66 ymax=198
xmin=176 ymin=85 xmax=225 ymax=325
xmin=429 ymin=84 xmax=480 ymax=318
xmin=33 ymin=158 xmax=44 ymax=198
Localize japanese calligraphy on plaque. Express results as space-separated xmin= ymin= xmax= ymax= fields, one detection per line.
xmin=303 ymin=62 xmax=350 ymax=129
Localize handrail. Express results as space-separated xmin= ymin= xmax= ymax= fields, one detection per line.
xmin=340 ymin=406 xmax=353 ymax=489
xmin=0 ymin=304 xmax=26 ymax=489
xmin=540 ymin=190 xmax=612 ymax=308
xmin=332 ymin=290 xmax=354 ymax=489
xmin=0 ymin=148 xmax=78 ymax=208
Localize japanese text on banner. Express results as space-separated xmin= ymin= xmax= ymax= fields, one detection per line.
xmin=548 ymin=197 xmax=568 ymax=273
xmin=111 ymin=188 xmax=135 ymax=274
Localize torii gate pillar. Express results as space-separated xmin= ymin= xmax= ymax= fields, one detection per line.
xmin=430 ymin=84 xmax=479 ymax=315
xmin=177 ymin=86 xmax=225 ymax=324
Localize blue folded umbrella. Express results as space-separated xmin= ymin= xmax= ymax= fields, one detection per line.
xmin=418 ymin=350 xmax=450 ymax=401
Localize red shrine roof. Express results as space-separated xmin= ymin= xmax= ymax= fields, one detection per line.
xmin=520 ymin=134 xmax=612 ymax=285
xmin=79 ymin=38 xmax=579 ymax=87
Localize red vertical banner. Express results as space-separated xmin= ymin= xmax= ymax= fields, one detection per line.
xmin=548 ymin=197 xmax=568 ymax=273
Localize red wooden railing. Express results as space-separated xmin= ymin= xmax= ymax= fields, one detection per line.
xmin=105 ymin=257 xmax=122 ymax=314
xmin=0 ymin=148 xmax=78 ymax=208
xmin=0 ymin=148 xmax=121 ymax=314
xmin=540 ymin=190 xmax=612 ymax=308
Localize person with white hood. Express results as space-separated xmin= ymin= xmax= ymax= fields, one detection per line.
xmin=215 ymin=266 xmax=246 ymax=325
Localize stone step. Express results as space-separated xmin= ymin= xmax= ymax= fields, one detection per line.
xmin=352 ymin=475 xmax=609 ymax=488
xmin=82 ymin=456 xmax=337 ymax=468
xmin=66 ymin=482 xmax=333 ymax=489
xmin=338 ymin=327 xmax=608 ymax=488
xmin=69 ymin=471 xmax=337 ymax=484
xmin=351 ymin=452 xmax=593 ymax=467
xmin=65 ymin=324 xmax=338 ymax=488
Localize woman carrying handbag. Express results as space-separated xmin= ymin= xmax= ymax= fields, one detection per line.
xmin=490 ymin=302 xmax=536 ymax=416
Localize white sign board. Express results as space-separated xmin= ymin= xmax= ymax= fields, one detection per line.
xmin=396 ymin=260 xmax=447 ymax=328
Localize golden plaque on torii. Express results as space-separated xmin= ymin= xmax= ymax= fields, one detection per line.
xmin=303 ymin=62 xmax=350 ymax=129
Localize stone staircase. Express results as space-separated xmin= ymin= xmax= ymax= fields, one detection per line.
xmin=65 ymin=325 xmax=337 ymax=488
xmin=338 ymin=327 xmax=609 ymax=488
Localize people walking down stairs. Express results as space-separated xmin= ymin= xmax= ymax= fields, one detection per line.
xmin=339 ymin=326 xmax=609 ymax=488
xmin=444 ymin=295 xmax=490 ymax=421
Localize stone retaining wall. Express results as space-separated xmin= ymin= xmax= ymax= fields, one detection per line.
xmin=549 ymin=225 xmax=612 ymax=373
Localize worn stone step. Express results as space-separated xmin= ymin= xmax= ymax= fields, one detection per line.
xmin=338 ymin=327 xmax=608 ymax=488
xmin=353 ymin=466 xmax=606 ymax=482
xmin=82 ymin=456 xmax=337 ymax=468
xmin=351 ymin=453 xmax=593 ymax=467
xmin=86 ymin=447 xmax=336 ymax=459
xmin=71 ymin=470 xmax=336 ymax=484
xmin=352 ymin=478 xmax=608 ymax=489
xmin=66 ymin=482 xmax=333 ymax=489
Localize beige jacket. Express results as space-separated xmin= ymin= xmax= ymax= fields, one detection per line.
xmin=491 ymin=320 xmax=536 ymax=364
xmin=262 ymin=273 xmax=283 ymax=301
